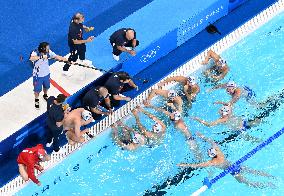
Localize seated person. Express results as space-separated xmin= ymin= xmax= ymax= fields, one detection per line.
xmin=104 ymin=71 xmax=138 ymax=107
xmin=207 ymin=81 xmax=256 ymax=106
xmin=202 ymin=50 xmax=229 ymax=82
xmin=17 ymin=144 xmax=50 ymax=186
xmin=177 ymin=132 xmax=275 ymax=189
xmin=144 ymin=89 xmax=183 ymax=113
xmin=145 ymin=104 xmax=201 ymax=160
xmin=63 ymin=108 xmax=94 ymax=145
xmin=82 ymin=86 xmax=112 ymax=119
xmin=109 ymin=28 xmax=139 ymax=61
xmin=158 ymin=75 xmax=200 ymax=104
xmin=111 ymin=121 xmax=146 ymax=151
xmin=132 ymin=107 xmax=166 ymax=145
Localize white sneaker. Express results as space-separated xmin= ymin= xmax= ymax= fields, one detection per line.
xmin=125 ymin=47 xmax=132 ymax=50
xmin=46 ymin=138 xmax=53 ymax=148
xmin=63 ymin=70 xmax=73 ymax=77
xmin=113 ymin=54 xmax=120 ymax=61
xmin=55 ymin=148 xmax=67 ymax=154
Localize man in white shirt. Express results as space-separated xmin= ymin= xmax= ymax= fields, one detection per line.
xmin=30 ymin=42 xmax=68 ymax=109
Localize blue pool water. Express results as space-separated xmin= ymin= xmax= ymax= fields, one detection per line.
xmin=16 ymin=12 xmax=284 ymax=196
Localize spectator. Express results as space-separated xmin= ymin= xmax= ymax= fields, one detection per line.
xmin=29 ymin=42 xmax=69 ymax=109
xmin=46 ymin=94 xmax=67 ymax=152
xmin=63 ymin=108 xmax=93 ymax=145
xmin=109 ymin=28 xmax=139 ymax=61
xmin=63 ymin=12 xmax=95 ymax=76
xmin=82 ymin=86 xmax=112 ymax=119
xmin=17 ymin=144 xmax=50 ymax=186
xmin=104 ymin=72 xmax=138 ymax=107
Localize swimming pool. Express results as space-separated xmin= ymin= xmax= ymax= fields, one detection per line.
xmin=16 ymin=10 xmax=284 ymax=196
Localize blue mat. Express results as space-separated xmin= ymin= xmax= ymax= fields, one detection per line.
xmin=0 ymin=0 xmax=153 ymax=96
xmin=86 ymin=0 xmax=223 ymax=73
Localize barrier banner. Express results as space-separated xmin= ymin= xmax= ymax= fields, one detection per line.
xmin=122 ymin=29 xmax=178 ymax=76
xmin=177 ymin=0 xmax=229 ymax=46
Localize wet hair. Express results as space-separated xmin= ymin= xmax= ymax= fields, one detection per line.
xmin=56 ymin=94 xmax=67 ymax=103
xmin=38 ymin=42 xmax=49 ymax=53
xmin=116 ymin=71 xmax=131 ymax=81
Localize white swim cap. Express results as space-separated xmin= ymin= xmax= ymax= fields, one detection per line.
xmin=188 ymin=76 xmax=196 ymax=85
xmin=173 ymin=111 xmax=182 ymax=121
xmin=220 ymin=106 xmax=231 ymax=116
xmin=132 ymin=132 xmax=144 ymax=144
xmin=208 ymin=148 xmax=217 ymax=158
xmin=152 ymin=122 xmax=163 ymax=133
xmin=226 ymin=81 xmax=237 ymax=88
xmin=168 ymin=90 xmax=177 ymax=99
xmin=82 ymin=110 xmax=92 ymax=121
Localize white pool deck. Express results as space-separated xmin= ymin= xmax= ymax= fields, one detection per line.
xmin=0 ymin=58 xmax=103 ymax=142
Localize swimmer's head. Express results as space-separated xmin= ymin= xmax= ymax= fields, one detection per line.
xmin=217 ymin=59 xmax=226 ymax=66
xmin=132 ymin=132 xmax=144 ymax=144
xmin=226 ymin=81 xmax=237 ymax=94
xmin=187 ymin=76 xmax=197 ymax=85
xmin=208 ymin=148 xmax=217 ymax=158
xmin=82 ymin=110 xmax=92 ymax=121
xmin=170 ymin=111 xmax=182 ymax=121
xmin=37 ymin=148 xmax=47 ymax=160
xmin=219 ymin=105 xmax=231 ymax=116
xmin=168 ymin=90 xmax=177 ymax=100
xmin=152 ymin=122 xmax=163 ymax=133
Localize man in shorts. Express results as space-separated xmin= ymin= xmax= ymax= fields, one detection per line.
xmin=30 ymin=42 xmax=69 ymax=109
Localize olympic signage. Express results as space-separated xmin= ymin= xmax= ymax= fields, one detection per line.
xmin=177 ymin=0 xmax=229 ymax=46
xmin=122 ymin=30 xmax=178 ymax=76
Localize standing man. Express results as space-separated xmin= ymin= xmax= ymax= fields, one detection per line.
xmin=46 ymin=94 xmax=67 ymax=152
xmin=63 ymin=12 xmax=95 ymax=76
xmin=30 ymin=42 xmax=68 ymax=109
xmin=109 ymin=28 xmax=139 ymax=61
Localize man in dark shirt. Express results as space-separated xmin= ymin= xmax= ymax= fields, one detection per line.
xmin=104 ymin=72 xmax=138 ymax=107
xmin=82 ymin=86 xmax=112 ymax=119
xmin=46 ymin=94 xmax=67 ymax=152
xmin=109 ymin=28 xmax=139 ymax=61
xmin=63 ymin=13 xmax=95 ymax=76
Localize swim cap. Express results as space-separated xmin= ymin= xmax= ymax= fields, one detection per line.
xmin=152 ymin=123 xmax=163 ymax=133
xmin=220 ymin=106 xmax=231 ymax=115
xmin=168 ymin=90 xmax=177 ymax=99
xmin=82 ymin=110 xmax=92 ymax=121
xmin=132 ymin=132 xmax=144 ymax=144
xmin=173 ymin=111 xmax=182 ymax=121
xmin=208 ymin=148 xmax=217 ymax=158
xmin=218 ymin=59 xmax=226 ymax=66
xmin=188 ymin=76 xmax=196 ymax=85
xmin=37 ymin=149 xmax=47 ymax=159
xmin=226 ymin=81 xmax=237 ymax=88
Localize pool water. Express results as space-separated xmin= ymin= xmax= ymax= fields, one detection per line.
xmin=17 ymin=12 xmax=284 ymax=196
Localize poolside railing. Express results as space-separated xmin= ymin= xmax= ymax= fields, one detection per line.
xmin=1 ymin=0 xmax=283 ymax=195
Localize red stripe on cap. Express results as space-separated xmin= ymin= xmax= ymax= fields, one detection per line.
xmin=50 ymin=78 xmax=70 ymax=97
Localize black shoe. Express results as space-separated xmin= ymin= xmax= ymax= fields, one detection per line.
xmin=43 ymin=94 xmax=48 ymax=101
xmin=35 ymin=99 xmax=40 ymax=109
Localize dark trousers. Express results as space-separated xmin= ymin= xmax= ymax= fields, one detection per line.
xmin=46 ymin=125 xmax=63 ymax=152
xmin=111 ymin=40 xmax=139 ymax=56
xmin=63 ymin=44 xmax=86 ymax=71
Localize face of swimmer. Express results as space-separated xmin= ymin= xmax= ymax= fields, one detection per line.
xmin=126 ymin=30 xmax=135 ymax=41
xmin=226 ymin=86 xmax=236 ymax=95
